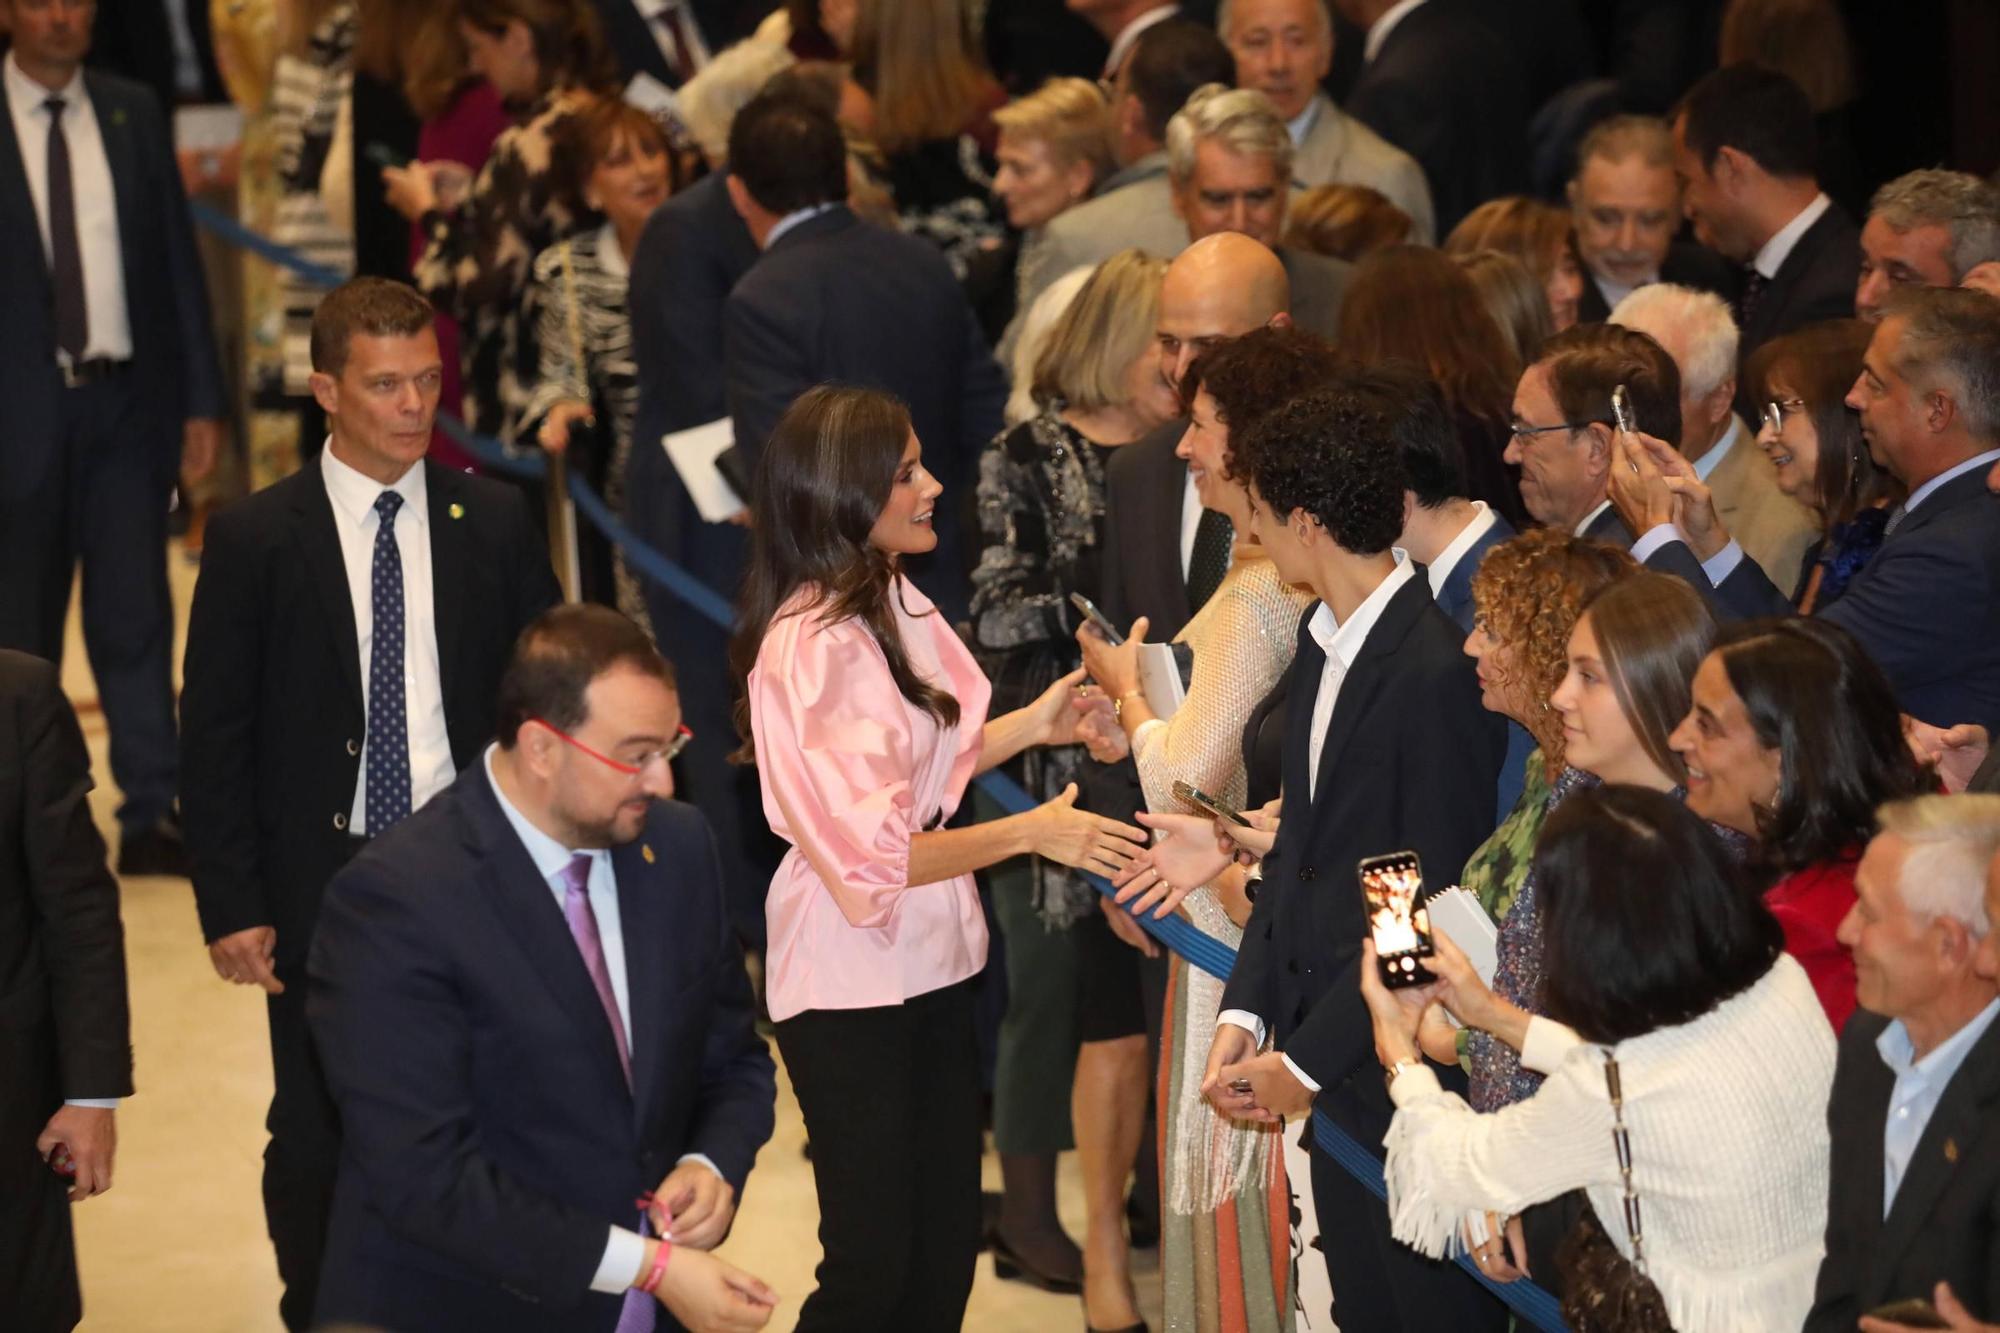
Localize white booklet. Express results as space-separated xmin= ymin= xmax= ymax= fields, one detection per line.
xmin=1136 ymin=642 xmax=1185 ymax=719
xmin=1425 ymin=886 xmax=1499 ymax=1028
xmin=661 ymin=418 xmax=746 ymax=523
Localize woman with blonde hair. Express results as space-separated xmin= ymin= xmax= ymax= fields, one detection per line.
xmin=989 ymin=77 xmax=1113 ymax=354
xmin=1446 ymin=196 xmax=1587 ymax=333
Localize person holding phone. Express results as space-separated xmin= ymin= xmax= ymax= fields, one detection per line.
xmin=732 ymin=385 xmax=1147 ymax=1332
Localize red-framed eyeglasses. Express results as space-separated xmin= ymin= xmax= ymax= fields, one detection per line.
xmin=530 ymin=718 xmax=693 ymax=776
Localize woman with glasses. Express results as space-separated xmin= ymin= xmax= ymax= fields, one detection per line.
xmin=731 ymin=386 xmax=1148 ymax=1331
xmin=1748 ymin=320 xmax=1904 ymax=612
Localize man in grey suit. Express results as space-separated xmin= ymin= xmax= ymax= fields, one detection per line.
xmin=1219 ymin=0 xmax=1433 ymax=242
xmin=1014 ymin=20 xmax=1234 ymax=314
xmin=1611 ymin=283 xmax=1817 ymax=595
xmin=1165 ymin=84 xmax=1351 ymax=340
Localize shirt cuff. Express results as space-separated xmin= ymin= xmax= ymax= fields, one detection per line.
xmin=63 ymin=1098 xmax=120 ymax=1109
xmin=1627 ymin=522 xmax=1683 ymax=565
xmin=1387 ymin=1062 xmax=1445 ymax=1108
xmin=1519 ymin=1016 xmax=1583 ymax=1075
xmin=1280 ymin=1051 xmax=1322 ymax=1094
xmin=677 ymin=1152 xmax=725 ymax=1182
xmin=1701 ymin=540 xmax=1745 ymax=586
xmin=1217 ymin=1009 xmax=1266 ymax=1047
xmin=591 ymin=1226 xmax=648 ymax=1294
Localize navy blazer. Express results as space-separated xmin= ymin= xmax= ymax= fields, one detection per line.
xmin=308 ymin=763 xmax=777 ymax=1332
xmin=1805 ymin=1008 xmax=2000 ymax=1331
xmin=1645 ymin=465 xmax=2000 ymax=729
xmin=0 ymin=69 xmax=221 ymax=501
xmin=1220 ymin=577 xmax=1503 ymax=1141
xmin=1428 ymin=510 xmax=1531 ymax=822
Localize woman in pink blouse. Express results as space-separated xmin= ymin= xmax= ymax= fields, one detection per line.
xmin=731 ymin=386 xmax=1147 ymax=1331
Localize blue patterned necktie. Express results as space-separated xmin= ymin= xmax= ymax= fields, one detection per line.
xmin=365 ymin=491 xmax=412 ymax=834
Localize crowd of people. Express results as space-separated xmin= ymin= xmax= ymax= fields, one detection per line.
xmin=8 ymin=0 xmax=2000 ymax=1331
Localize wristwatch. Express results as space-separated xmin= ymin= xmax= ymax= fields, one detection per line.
xmin=1384 ymin=1056 xmax=1424 ymax=1092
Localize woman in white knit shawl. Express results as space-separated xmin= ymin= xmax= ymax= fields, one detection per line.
xmin=1360 ymin=783 xmax=1836 ymax=1333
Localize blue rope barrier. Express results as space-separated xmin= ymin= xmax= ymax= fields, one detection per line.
xmin=197 ymin=207 xmax=1567 ymax=1331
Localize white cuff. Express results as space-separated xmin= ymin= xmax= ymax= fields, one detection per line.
xmin=591 ymin=1226 xmax=648 ymax=1294
xmin=1280 ymin=1051 xmax=1322 ymax=1094
xmin=1387 ymin=1062 xmax=1444 ymax=1108
xmin=1628 ymin=522 xmax=1683 ymax=565
xmin=1701 ymin=540 xmax=1745 ymax=586
xmin=63 ymin=1098 xmax=121 ymax=1109
xmin=1217 ymin=1009 xmax=1266 ymax=1047
xmin=1518 ymin=1016 xmax=1583 ymax=1075
xmin=676 ymin=1152 xmax=725 ymax=1182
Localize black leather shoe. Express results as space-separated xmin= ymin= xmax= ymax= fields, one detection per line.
xmin=990 ymin=1229 xmax=1084 ymax=1294
xmin=118 ymin=815 xmax=189 ymax=878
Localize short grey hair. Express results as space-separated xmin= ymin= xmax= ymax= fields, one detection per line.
xmin=1573 ymin=114 xmax=1675 ymax=176
xmin=1875 ymin=794 xmax=2000 ymax=936
xmin=1166 ymin=84 xmax=1294 ymax=185
xmin=1869 ymin=169 xmax=2000 ymax=280
xmin=1608 ymin=283 xmax=1740 ymax=401
xmin=1883 ymin=285 xmax=2000 ymax=444
xmin=1217 ymin=0 xmax=1332 ymax=44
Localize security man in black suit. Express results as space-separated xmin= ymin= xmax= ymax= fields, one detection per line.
xmin=0 ymin=650 xmax=132 ymax=1333
xmin=0 ymin=0 xmax=225 ymax=877
xmin=180 ymin=278 xmax=559 ymax=1331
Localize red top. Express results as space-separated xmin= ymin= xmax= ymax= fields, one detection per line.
xmin=1765 ymin=856 xmax=1860 ymax=1032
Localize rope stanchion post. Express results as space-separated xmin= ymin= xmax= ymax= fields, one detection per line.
xmin=544 ymin=449 xmax=582 ymax=605
xmin=194 ymin=204 xmax=1570 ymax=1332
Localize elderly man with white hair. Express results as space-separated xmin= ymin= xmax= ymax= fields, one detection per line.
xmin=1167 ymin=83 xmax=1352 ymax=338
xmin=1809 ymin=795 xmax=2000 ymax=1333
xmin=1611 ymin=282 xmax=1818 ymax=593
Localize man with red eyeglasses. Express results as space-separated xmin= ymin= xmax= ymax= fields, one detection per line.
xmin=179 ymin=277 xmax=559 ymax=1329
xmin=307 ymin=603 xmax=779 ymax=1333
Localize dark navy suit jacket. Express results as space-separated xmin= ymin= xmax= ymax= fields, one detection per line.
xmin=1427 ymin=509 xmax=1532 ymax=821
xmin=308 ymin=763 xmax=776 ymax=1332
xmin=1645 ymin=464 xmax=2000 ymax=729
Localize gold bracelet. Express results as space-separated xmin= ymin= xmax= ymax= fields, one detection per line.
xmin=1113 ymin=688 xmax=1142 ymax=720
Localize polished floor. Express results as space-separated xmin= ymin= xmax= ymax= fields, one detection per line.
xmin=60 ymin=547 xmax=1163 ymax=1331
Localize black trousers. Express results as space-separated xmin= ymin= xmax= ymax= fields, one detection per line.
xmin=776 ymin=980 xmax=983 ymax=1332
xmin=0 ymin=374 xmax=177 ymax=829
xmin=265 ymin=964 xmax=343 ymax=1333
xmin=1 ymin=1099 xmax=81 ymax=1333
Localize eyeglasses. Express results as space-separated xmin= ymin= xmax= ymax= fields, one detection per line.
xmin=1761 ymin=398 xmax=1808 ymax=435
xmin=1508 ymin=419 xmax=1609 ymax=444
xmin=531 ymin=718 xmax=693 ymax=777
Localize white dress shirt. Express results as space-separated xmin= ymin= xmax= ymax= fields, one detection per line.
xmin=1422 ymin=501 xmax=1497 ymax=599
xmin=1363 ymin=0 xmax=1428 ymax=62
xmin=1219 ymin=552 xmax=1417 ymax=1093
xmin=1102 ymin=5 xmax=1178 ymax=79
xmin=4 ymin=52 xmax=133 ymax=362
xmin=1877 ymin=996 xmax=2000 ymax=1216
xmin=1590 ymin=270 xmax=1649 ymax=314
xmin=1752 ymin=192 xmax=1831 ymax=281
xmin=1574 ymin=498 xmax=1615 ymax=538
xmin=1286 ymin=96 xmax=1322 ymax=147
xmin=320 ymin=447 xmax=455 ymax=835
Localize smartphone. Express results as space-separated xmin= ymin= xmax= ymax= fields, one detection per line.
xmin=1610 ymin=383 xmax=1636 ymax=436
xmin=1863 ymin=1300 xmax=1949 ymax=1330
xmin=364 ymin=141 xmax=410 ymax=171
xmin=1070 ymin=592 xmax=1124 ymax=646
xmin=1173 ymin=778 xmax=1251 ymax=827
xmin=1358 ymin=851 xmax=1435 ymax=988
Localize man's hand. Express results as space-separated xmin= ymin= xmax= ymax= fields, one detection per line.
xmin=1200 ymin=1022 xmax=1260 ymax=1116
xmin=37 ymin=1104 xmax=116 ymax=1202
xmin=1220 ymin=799 xmax=1280 ymax=861
xmin=1629 ymin=431 xmax=1729 ymax=559
xmin=1606 ymin=427 xmax=1678 ymax=535
xmin=1904 ymin=716 xmax=1991 ymax=793
xmin=182 ymin=417 xmax=224 ymax=486
xmin=1213 ymin=1050 xmax=1314 ymax=1122
xmin=649 ymin=1160 xmax=736 ymax=1251
xmin=208 ymin=926 xmax=283 ymax=994
xmin=1859 ymin=1282 xmax=1998 ymax=1333
xmin=650 ymin=1244 xmax=777 ymax=1332
xmin=1099 ymin=895 xmax=1161 ymax=958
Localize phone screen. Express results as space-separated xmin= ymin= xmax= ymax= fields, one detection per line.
xmin=1358 ymin=851 xmax=1434 ymax=987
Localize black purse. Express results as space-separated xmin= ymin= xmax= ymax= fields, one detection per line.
xmin=1554 ymin=1050 xmax=1676 ymax=1333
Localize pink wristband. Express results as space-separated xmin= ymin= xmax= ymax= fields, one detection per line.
xmin=637 ymin=1237 xmax=672 ymax=1295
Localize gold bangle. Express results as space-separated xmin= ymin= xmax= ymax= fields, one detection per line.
xmin=1113 ymin=688 xmax=1143 ymax=720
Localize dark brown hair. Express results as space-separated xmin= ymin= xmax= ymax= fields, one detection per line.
xmin=1539 ymin=323 xmax=1683 ymax=446
xmin=560 ymin=96 xmax=677 ymax=217
xmin=1178 ymin=324 xmax=1345 ymax=481
xmin=1579 ymin=571 xmax=1717 ymax=785
xmin=309 ymin=277 xmax=436 ymax=377
xmin=496 ymin=604 xmax=676 ymax=746
xmin=457 ymin=0 xmax=616 ymax=96
xmin=1744 ymin=318 xmax=1898 ymax=525
xmin=1338 ymin=245 xmax=1518 ymax=425
xmin=729 ymin=386 xmax=959 ymax=761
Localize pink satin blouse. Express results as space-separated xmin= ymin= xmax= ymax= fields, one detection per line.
xmin=750 ymin=576 xmax=992 ymax=1022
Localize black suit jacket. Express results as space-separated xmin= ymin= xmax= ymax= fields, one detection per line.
xmin=1099 ymin=422 xmax=1194 ymax=637
xmin=0 ymin=651 xmax=131 ymax=1326
xmin=181 ymin=461 xmax=559 ymax=967
xmin=0 ymin=68 xmax=221 ymax=502
xmin=1576 ymin=240 xmax=1739 ymax=325
xmin=1737 ymin=203 xmax=1860 ymax=372
xmin=1220 ymin=576 xmax=1504 ymax=1141
xmin=1644 ymin=467 xmax=2000 ymax=730
xmin=309 ymin=764 xmax=777 ymax=1332
xmin=1345 ymin=0 xmax=1528 ymax=235
xmin=588 ymin=0 xmax=772 ymax=88
xmin=1805 ymin=1007 xmax=2000 ymax=1331
xmin=86 ymin=0 xmax=227 ymax=108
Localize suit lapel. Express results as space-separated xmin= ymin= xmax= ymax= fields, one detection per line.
xmin=1892 ymin=468 xmax=1997 ymax=540
xmin=291 ymin=468 xmax=365 ymax=713
xmin=0 ymin=100 xmax=43 ymax=293
xmin=613 ymin=833 xmax=668 ymax=1125
xmin=425 ymin=463 xmax=467 ymax=714
xmin=1870 ymin=1014 xmax=2000 ymax=1288
xmin=1306 ymin=579 xmax=1423 ymax=822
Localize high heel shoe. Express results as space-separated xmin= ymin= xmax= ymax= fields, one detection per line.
xmin=989 ymin=1228 xmax=1084 ymax=1294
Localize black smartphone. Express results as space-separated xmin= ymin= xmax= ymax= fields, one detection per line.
xmin=364 ymin=141 xmax=410 ymax=171
xmin=1070 ymin=592 xmax=1124 ymax=646
xmin=1863 ymin=1299 xmax=1949 ymax=1329
xmin=1172 ymin=778 xmax=1251 ymax=827
xmin=1358 ymin=851 xmax=1435 ymax=988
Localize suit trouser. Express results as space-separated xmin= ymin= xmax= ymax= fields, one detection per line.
xmin=0 ymin=373 xmax=178 ymax=829
xmin=776 ymin=980 xmax=983 ymax=1332
xmin=1 ymin=1098 xmax=82 ymax=1332
xmin=265 ymin=962 xmax=343 ymax=1333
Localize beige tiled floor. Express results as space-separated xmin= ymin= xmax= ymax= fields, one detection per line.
xmin=62 ymin=543 xmax=1162 ymax=1331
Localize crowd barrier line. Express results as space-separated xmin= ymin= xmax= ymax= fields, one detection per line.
xmin=190 ymin=200 xmax=1569 ymax=1330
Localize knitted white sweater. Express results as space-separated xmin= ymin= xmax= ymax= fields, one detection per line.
xmin=1383 ymin=954 xmax=1836 ymax=1333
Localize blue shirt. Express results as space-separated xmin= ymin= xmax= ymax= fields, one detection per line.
xmin=1876 ymin=995 xmax=2000 ymax=1216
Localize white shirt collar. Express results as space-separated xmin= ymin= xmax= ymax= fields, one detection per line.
xmin=1573 ymin=497 xmax=1614 ymax=538
xmin=320 ymin=442 xmax=429 ymax=530
xmin=1307 ymin=550 xmax=1415 ymax=669
xmin=594 ymin=221 xmax=630 ymax=280
xmin=4 ymin=50 xmax=83 ymax=114
xmin=1286 ymin=93 xmax=1326 ymax=147
xmin=1752 ymin=192 xmax=1831 ymax=280
xmin=764 ymin=201 xmax=839 ymax=250
xmin=1423 ymin=501 xmax=1497 ymax=597
xmin=1592 ymin=270 xmax=1650 ymax=314
xmin=1363 ymin=0 xmax=1428 ymax=62
xmin=482 ymin=744 xmax=607 ymax=881
xmin=1103 ymin=5 xmax=1179 ymax=79
xmin=1903 ymin=445 xmax=2000 ymax=517
xmin=1691 ymin=415 xmax=1743 ymax=483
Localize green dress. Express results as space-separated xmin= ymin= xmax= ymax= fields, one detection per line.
xmin=1451 ymin=747 xmax=1553 ymax=1067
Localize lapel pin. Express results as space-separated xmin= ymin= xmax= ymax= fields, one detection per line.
xmin=1945 ymin=1137 xmax=1960 ymax=1164
xmin=642 ymin=844 xmax=656 ymax=864
xmin=449 ymin=502 xmax=465 ymax=519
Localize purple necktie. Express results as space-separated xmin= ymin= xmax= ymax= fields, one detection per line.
xmin=558 ymin=855 xmax=655 ymax=1333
